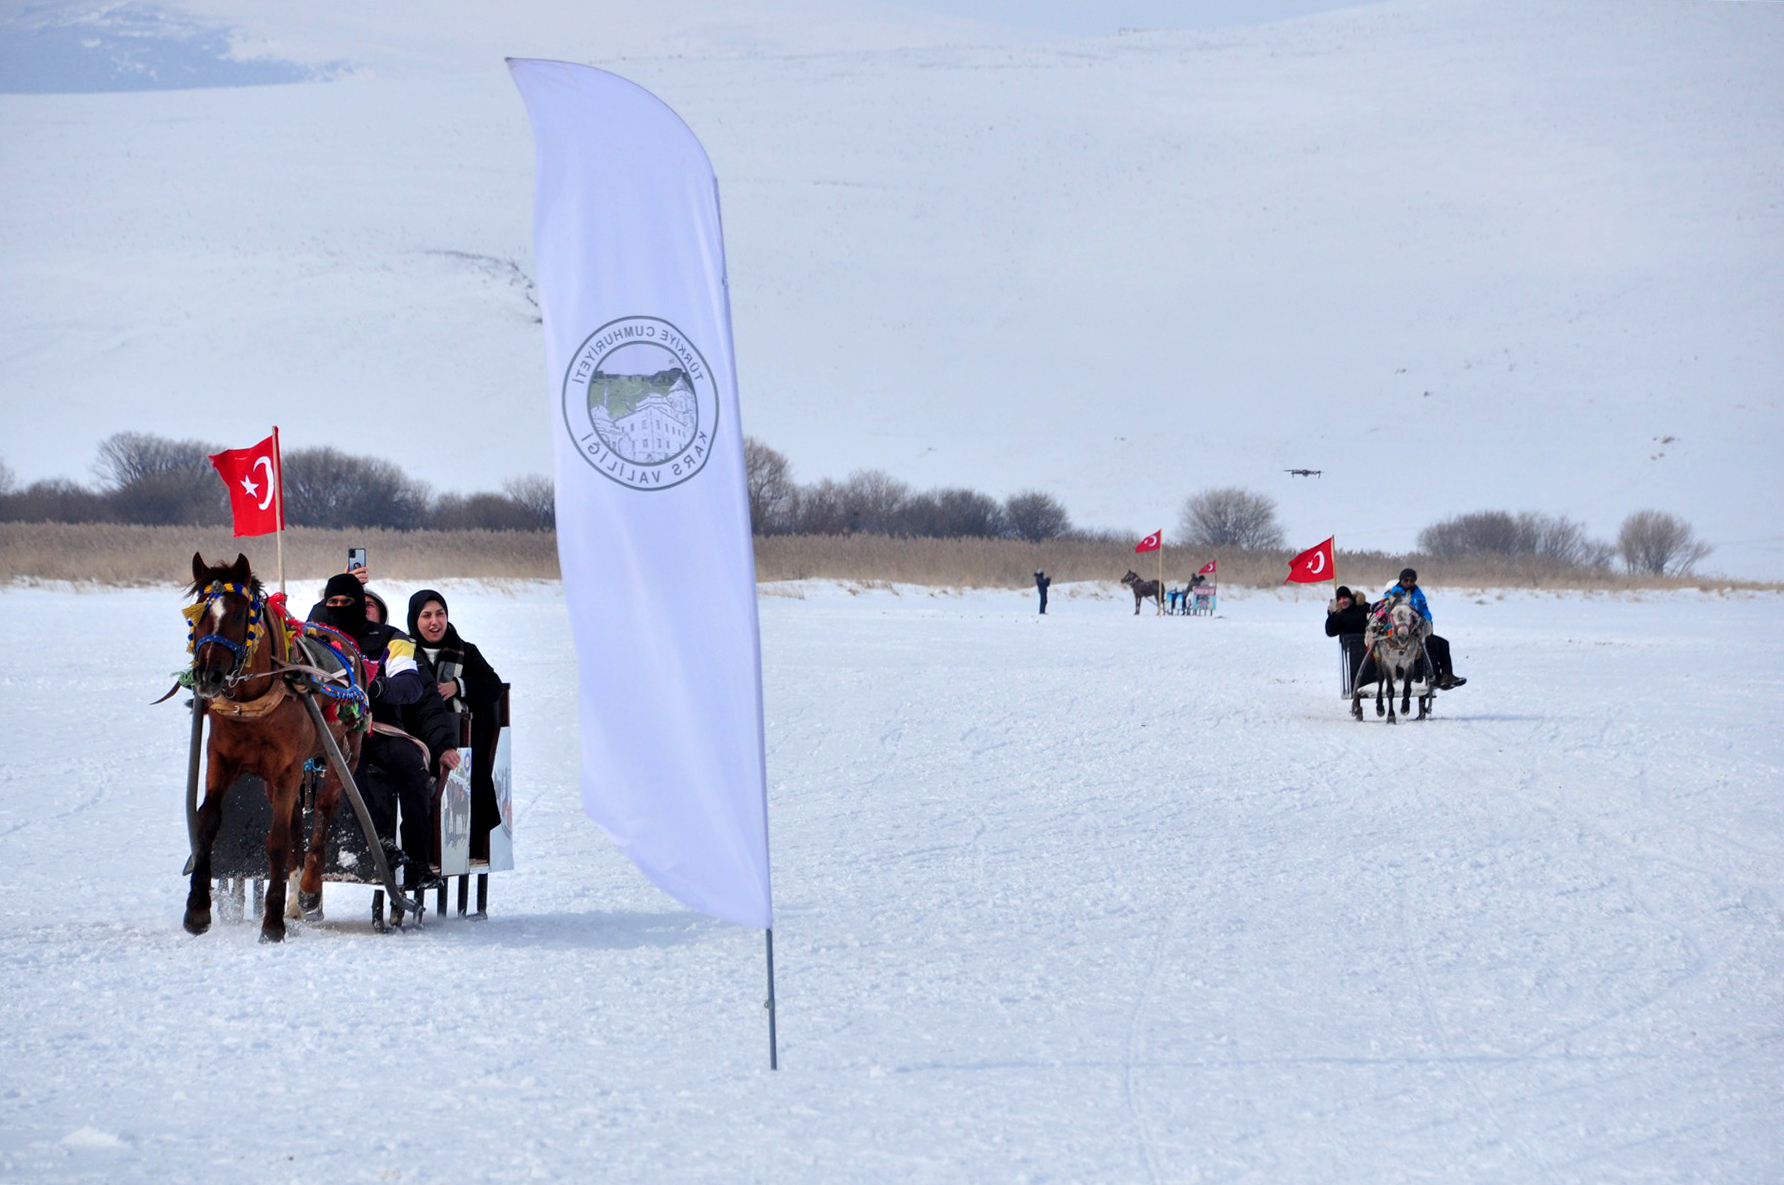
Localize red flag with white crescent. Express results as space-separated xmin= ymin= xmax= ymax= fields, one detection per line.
xmin=207 ymin=431 xmax=283 ymax=537
xmin=1134 ymin=530 xmax=1162 ymax=553
xmin=1285 ymin=537 xmax=1335 ymax=583
xmin=1197 ymin=559 xmax=1217 ymax=575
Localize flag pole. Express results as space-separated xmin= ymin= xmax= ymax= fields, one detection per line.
xmin=272 ymin=426 xmax=286 ymax=596
xmin=765 ymin=928 xmax=779 ymax=1069
xmin=1157 ymin=539 xmax=1164 ymax=616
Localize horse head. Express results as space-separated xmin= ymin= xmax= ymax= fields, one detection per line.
xmin=1120 ymin=570 xmax=1139 ymax=585
xmin=187 ymin=552 xmax=265 ymax=699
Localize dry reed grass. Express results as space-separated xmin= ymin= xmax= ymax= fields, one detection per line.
xmin=2 ymin=523 xmax=1771 ymax=592
xmin=0 ymin=523 xmax=559 ymax=586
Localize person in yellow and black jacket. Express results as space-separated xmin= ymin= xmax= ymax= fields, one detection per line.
xmin=310 ymin=573 xmax=459 ymax=890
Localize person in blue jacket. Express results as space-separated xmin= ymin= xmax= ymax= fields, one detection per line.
xmin=1382 ymin=567 xmax=1466 ymax=689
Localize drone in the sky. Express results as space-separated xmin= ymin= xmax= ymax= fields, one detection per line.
xmin=1284 ymin=468 xmax=1323 ymax=478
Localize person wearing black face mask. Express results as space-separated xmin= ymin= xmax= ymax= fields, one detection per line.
xmin=307 ymin=574 xmax=459 ymax=889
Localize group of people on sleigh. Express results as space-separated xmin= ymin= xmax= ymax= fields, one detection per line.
xmin=307 ymin=566 xmax=504 ymax=892
xmin=1324 ymin=567 xmax=1467 ymax=692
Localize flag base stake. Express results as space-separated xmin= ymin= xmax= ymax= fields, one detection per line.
xmin=766 ymin=927 xmax=779 ymax=1070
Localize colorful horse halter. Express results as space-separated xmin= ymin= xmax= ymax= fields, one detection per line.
xmin=184 ymin=580 xmax=267 ymax=687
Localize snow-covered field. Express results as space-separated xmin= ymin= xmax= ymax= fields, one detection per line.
xmin=1 ymin=580 xmax=1779 ymax=1182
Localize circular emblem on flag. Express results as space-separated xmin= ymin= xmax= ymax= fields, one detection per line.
xmin=560 ymin=316 xmax=719 ymax=490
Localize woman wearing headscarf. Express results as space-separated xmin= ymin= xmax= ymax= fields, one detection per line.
xmin=407 ymin=589 xmax=505 ymax=859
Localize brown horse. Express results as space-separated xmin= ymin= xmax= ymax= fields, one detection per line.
xmin=183 ymin=553 xmax=365 ymax=941
xmin=1120 ymin=570 xmax=1164 ymax=615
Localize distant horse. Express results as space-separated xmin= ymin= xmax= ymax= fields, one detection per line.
xmin=182 ymin=553 xmax=366 ymax=941
xmin=1352 ymin=594 xmax=1430 ymax=723
xmin=1120 ymin=570 xmax=1164 ymax=615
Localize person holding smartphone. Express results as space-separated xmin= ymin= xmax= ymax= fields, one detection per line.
xmin=309 ymin=574 xmax=459 ymax=890
xmin=408 ymin=589 xmax=505 ymax=859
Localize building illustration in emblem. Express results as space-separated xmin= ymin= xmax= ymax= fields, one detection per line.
xmin=586 ymin=367 xmax=699 ymax=465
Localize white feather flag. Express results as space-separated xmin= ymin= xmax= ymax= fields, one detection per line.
xmin=510 ymin=58 xmax=772 ymax=929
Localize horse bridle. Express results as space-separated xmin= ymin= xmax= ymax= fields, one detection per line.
xmin=186 ymin=580 xmax=267 ymax=694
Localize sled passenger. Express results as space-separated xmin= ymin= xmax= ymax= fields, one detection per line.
xmin=1381 ymin=568 xmax=1466 ymax=689
xmin=407 ymin=589 xmax=506 ymax=860
xmin=310 ymin=574 xmax=458 ymax=890
xmin=1325 ymin=585 xmax=1371 ymax=691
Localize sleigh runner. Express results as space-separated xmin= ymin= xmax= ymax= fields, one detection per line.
xmin=200 ymin=688 xmax=514 ymax=929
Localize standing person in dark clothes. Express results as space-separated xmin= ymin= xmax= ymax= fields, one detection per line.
xmin=1034 ymin=569 xmax=1051 ymax=614
xmin=1325 ymin=585 xmax=1372 ymax=693
xmin=309 ymin=574 xmax=457 ymax=890
xmin=408 ymin=589 xmax=505 ymax=858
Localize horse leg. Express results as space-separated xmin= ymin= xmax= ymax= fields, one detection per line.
xmin=184 ymin=758 xmax=234 ymax=935
xmin=1351 ymin=689 xmax=1364 ymax=721
xmin=281 ymin=791 xmax=305 ymax=920
xmin=1375 ymin=671 xmax=1386 ymax=717
xmin=1386 ymin=670 xmax=1399 ymax=723
xmin=1401 ymin=666 xmax=1413 ymax=716
xmin=300 ymin=759 xmax=342 ymax=922
xmin=260 ymin=764 xmax=301 ymax=942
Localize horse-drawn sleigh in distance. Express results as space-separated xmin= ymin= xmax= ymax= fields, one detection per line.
xmin=172 ymin=554 xmax=512 ymax=940
xmin=1122 ymin=570 xmax=1216 ymax=616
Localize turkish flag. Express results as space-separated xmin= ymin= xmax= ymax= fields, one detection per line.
xmin=1135 ymin=530 xmax=1162 ymax=553
xmin=1285 ymin=537 xmax=1335 ymax=584
xmin=1197 ymin=559 xmax=1217 ymax=575
xmin=208 ymin=431 xmax=284 ymax=537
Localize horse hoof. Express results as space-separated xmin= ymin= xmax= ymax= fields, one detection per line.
xmin=298 ymin=889 xmax=322 ymax=914
xmin=183 ymin=912 xmax=211 ymax=936
xmin=258 ymin=927 xmax=285 ymax=944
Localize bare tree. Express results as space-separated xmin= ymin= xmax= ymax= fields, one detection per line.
xmin=502 ymin=474 xmax=555 ymax=530
xmin=788 ymin=477 xmax=848 ymax=535
xmin=743 ymin=437 xmax=795 ymax=535
xmin=896 ymin=487 xmax=1006 ymax=538
xmin=432 ymin=492 xmax=545 ymax=531
xmin=837 ymin=469 xmax=910 ymax=535
xmin=1178 ymin=487 xmax=1284 ymax=549
xmin=0 ymin=478 xmax=116 ymax=523
xmin=1617 ymin=510 xmax=1712 ymax=575
xmin=0 ymin=457 xmax=14 ymax=497
xmin=282 ymin=447 xmax=431 ymax=530
xmin=92 ymin=431 xmax=226 ymax=525
xmin=1004 ymin=490 xmax=1072 ymax=542
xmin=1418 ymin=510 xmax=1610 ymax=568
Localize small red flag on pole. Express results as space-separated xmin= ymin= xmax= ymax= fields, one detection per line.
xmin=1197 ymin=559 xmax=1217 ymax=575
xmin=1285 ymin=537 xmax=1336 ymax=584
xmin=1135 ymin=530 xmax=1162 ymax=554
xmin=208 ymin=431 xmax=284 ymax=538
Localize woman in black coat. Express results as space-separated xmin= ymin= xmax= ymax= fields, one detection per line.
xmin=407 ymin=589 xmax=506 ymax=858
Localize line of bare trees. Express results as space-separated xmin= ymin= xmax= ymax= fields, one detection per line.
xmin=0 ymin=436 xmax=1715 ymax=575
xmin=1175 ymin=486 xmax=1714 ymax=577
xmin=0 ymin=434 xmax=553 ymax=532
xmin=745 ymin=438 xmax=1073 ymax=541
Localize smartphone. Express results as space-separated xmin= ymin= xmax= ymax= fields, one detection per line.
xmin=347 ymin=547 xmax=368 ymax=571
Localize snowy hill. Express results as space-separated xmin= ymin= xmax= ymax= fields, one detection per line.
xmin=2 ymin=0 xmax=1780 ymax=576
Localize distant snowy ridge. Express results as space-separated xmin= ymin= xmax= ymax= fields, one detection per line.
xmin=2 ymin=0 xmax=1779 ymax=576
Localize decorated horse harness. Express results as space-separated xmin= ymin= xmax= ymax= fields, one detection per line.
xmin=172 ymin=581 xmax=369 ymax=727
